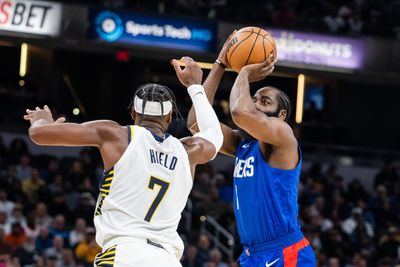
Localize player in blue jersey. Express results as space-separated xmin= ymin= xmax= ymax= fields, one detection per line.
xmin=186 ymin=36 xmax=316 ymax=267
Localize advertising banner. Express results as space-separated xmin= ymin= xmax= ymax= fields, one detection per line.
xmin=89 ymin=9 xmax=217 ymax=52
xmin=0 ymin=0 xmax=62 ymax=36
xmin=267 ymin=28 xmax=364 ymax=69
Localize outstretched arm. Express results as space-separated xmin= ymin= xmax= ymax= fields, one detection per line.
xmin=24 ymin=106 xmax=125 ymax=170
xmin=24 ymin=106 xmax=120 ymax=147
xmin=230 ymin=61 xmax=295 ymax=147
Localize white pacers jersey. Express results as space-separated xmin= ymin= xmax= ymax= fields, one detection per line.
xmin=94 ymin=125 xmax=192 ymax=259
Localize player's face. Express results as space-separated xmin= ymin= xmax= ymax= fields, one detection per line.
xmin=252 ymin=87 xmax=281 ymax=118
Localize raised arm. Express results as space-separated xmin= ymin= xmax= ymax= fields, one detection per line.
xmin=229 ymin=61 xmax=295 ymax=147
xmin=171 ymin=57 xmax=223 ymax=170
xmin=185 ymin=33 xmax=241 ymax=158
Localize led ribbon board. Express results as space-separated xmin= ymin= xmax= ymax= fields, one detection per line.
xmin=89 ymin=9 xmax=217 ymax=52
xmin=268 ymin=29 xmax=365 ymax=69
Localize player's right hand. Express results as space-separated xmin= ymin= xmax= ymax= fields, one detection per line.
xmin=217 ymin=30 xmax=237 ymax=69
xmin=241 ymin=58 xmax=277 ymax=83
xmin=24 ymin=105 xmax=65 ymax=125
xmin=171 ymin=57 xmax=203 ymax=88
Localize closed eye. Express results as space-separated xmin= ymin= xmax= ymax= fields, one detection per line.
xmin=262 ymin=96 xmax=273 ymax=105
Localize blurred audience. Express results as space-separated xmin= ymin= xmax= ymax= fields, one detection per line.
xmin=0 ymin=136 xmax=398 ymax=266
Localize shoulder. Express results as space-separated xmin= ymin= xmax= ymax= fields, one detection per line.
xmin=267 ymin=119 xmax=297 ymax=146
xmin=84 ymin=120 xmax=127 ymax=139
xmin=83 ymin=120 xmax=122 ymax=128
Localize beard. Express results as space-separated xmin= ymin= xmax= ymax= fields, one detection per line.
xmin=264 ymin=110 xmax=280 ymax=118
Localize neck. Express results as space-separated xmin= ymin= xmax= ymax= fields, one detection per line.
xmin=137 ymin=121 xmax=165 ymax=137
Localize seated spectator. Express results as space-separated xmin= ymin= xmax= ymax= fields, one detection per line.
xmin=75 ymin=227 xmax=101 ymax=265
xmin=48 ymin=174 xmax=64 ymax=195
xmin=197 ymin=187 xmax=227 ymax=222
xmin=23 ymin=212 xmax=39 ymax=239
xmin=15 ymin=154 xmax=31 ymax=182
xmin=68 ymin=160 xmax=85 ymax=186
xmin=22 ymin=168 xmax=45 ymax=204
xmin=8 ymin=204 xmax=26 ymax=228
xmin=324 ymin=228 xmax=350 ymax=259
xmin=64 ymin=182 xmax=81 ymax=212
xmin=48 ymin=215 xmax=69 ymax=244
xmin=206 ymin=248 xmax=229 ymax=267
xmin=69 ymin=218 xmax=86 ymax=248
xmin=44 ymin=235 xmax=64 ymax=266
xmin=57 ymin=248 xmax=76 ymax=267
xmin=191 ymin=172 xmax=212 ymax=203
xmin=0 ymin=189 xmax=15 ymax=217
xmin=182 ymin=245 xmax=202 ymax=267
xmin=0 ymin=212 xmax=10 ymax=234
xmin=48 ymin=193 xmax=71 ymax=220
xmin=74 ymin=193 xmax=95 ymax=226
xmin=346 ymin=179 xmax=367 ymax=204
xmin=341 ymin=207 xmax=374 ymax=243
xmin=35 ymin=226 xmax=53 ymax=253
xmin=41 ymin=158 xmax=60 ymax=183
xmin=327 ymin=257 xmax=340 ymax=267
xmin=0 ymin=228 xmax=12 ymax=263
xmin=376 ymin=226 xmax=400 ymax=261
xmin=196 ymin=234 xmax=211 ymax=264
xmin=45 ymin=252 xmax=59 ymax=267
xmin=35 ymin=202 xmax=52 ymax=228
xmin=5 ymin=223 xmax=25 ymax=251
xmin=13 ymin=235 xmax=36 ymax=266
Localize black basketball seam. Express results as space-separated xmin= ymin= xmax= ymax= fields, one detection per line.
xmin=228 ymin=30 xmax=255 ymax=62
xmin=265 ymin=36 xmax=277 ymax=54
xmin=245 ymin=28 xmax=262 ymax=66
xmin=264 ymin=36 xmax=277 ymax=61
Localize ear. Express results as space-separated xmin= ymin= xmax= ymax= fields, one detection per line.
xmin=166 ymin=112 xmax=173 ymax=124
xmin=279 ymin=109 xmax=287 ymax=121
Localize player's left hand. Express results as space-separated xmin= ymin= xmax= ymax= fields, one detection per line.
xmin=241 ymin=58 xmax=277 ymax=83
xmin=217 ymin=30 xmax=237 ymax=69
xmin=24 ymin=105 xmax=65 ymax=125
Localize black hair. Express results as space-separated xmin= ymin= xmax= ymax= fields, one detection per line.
xmin=128 ymin=83 xmax=182 ymax=120
xmin=275 ymin=88 xmax=292 ymax=123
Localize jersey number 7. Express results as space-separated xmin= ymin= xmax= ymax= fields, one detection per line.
xmin=144 ymin=176 xmax=170 ymax=222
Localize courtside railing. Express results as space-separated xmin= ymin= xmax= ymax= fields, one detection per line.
xmin=200 ymin=215 xmax=235 ymax=261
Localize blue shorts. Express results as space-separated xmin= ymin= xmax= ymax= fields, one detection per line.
xmin=238 ymin=238 xmax=316 ymax=267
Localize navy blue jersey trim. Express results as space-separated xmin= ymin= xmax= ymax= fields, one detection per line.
xmin=127 ymin=125 xmax=132 ymax=144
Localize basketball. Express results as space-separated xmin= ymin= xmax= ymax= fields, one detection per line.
xmin=226 ymin=26 xmax=277 ymax=72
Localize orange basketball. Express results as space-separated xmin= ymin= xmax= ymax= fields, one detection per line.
xmin=226 ymin=27 xmax=277 ymax=73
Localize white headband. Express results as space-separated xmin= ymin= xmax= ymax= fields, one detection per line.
xmin=134 ymin=95 xmax=173 ymax=116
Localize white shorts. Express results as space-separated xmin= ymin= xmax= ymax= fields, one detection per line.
xmin=94 ymin=239 xmax=182 ymax=267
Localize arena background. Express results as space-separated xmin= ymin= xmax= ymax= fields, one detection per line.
xmin=0 ymin=0 xmax=399 ymax=266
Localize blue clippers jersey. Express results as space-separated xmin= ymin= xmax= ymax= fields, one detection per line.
xmin=233 ymin=139 xmax=302 ymax=246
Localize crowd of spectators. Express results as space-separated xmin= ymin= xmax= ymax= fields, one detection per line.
xmin=57 ymin=0 xmax=400 ymax=38
xmin=0 ymin=134 xmax=399 ymax=266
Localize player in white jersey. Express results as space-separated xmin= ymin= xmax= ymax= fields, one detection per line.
xmin=24 ymin=57 xmax=223 ymax=267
